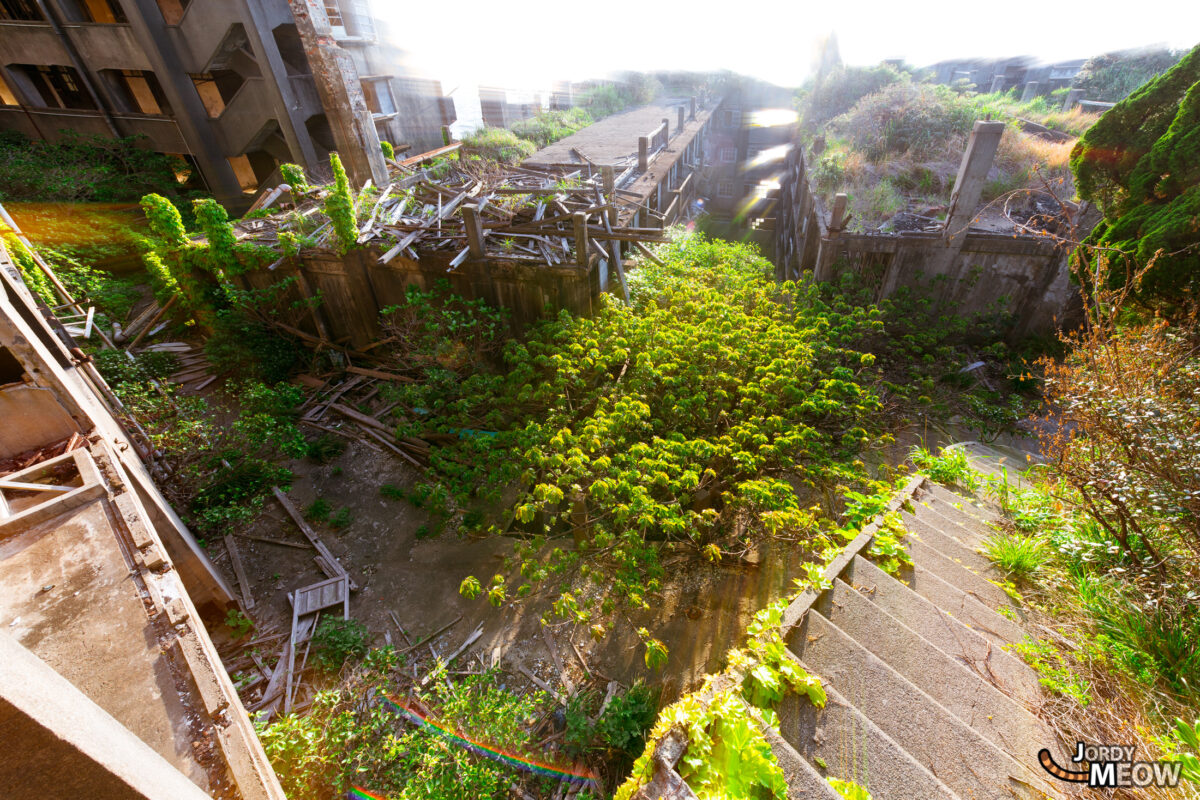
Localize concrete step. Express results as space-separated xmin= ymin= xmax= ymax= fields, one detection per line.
xmin=775 ymin=652 xmax=962 ymax=800
xmin=754 ymin=714 xmax=846 ymax=800
xmin=817 ymin=579 xmax=1066 ymax=766
xmin=905 ymin=536 xmax=1020 ymax=614
xmin=844 ymin=555 xmax=1042 ymax=706
xmin=908 ymin=503 xmax=990 ymax=550
xmin=901 ymin=511 xmax=997 ymax=575
xmin=786 ymin=612 xmax=1059 ymax=799
xmin=898 ymin=556 xmax=1028 ymax=644
xmin=920 ymin=482 xmax=1002 ymax=529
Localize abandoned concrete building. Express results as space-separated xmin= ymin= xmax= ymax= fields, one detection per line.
xmin=0 ymin=238 xmax=286 ymax=798
xmin=927 ymin=55 xmax=1086 ymax=100
xmin=0 ymin=0 xmax=453 ymax=204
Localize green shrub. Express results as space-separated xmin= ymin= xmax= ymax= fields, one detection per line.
xmin=985 ymin=532 xmax=1049 ymax=580
xmin=0 ymin=130 xmax=191 ymax=203
xmin=204 ymin=310 xmax=302 ymax=384
xmin=323 ymin=153 xmax=357 ymax=254
xmin=380 ymin=483 xmax=405 ymax=501
xmin=310 ymin=618 xmax=370 ymax=674
xmin=329 ymin=507 xmax=354 ymax=530
xmin=380 ymin=140 xmax=395 ymax=160
xmin=279 ymin=163 xmax=309 ymax=194
xmin=802 ymin=63 xmax=908 ymax=129
xmin=461 ymin=128 xmax=536 ymax=164
xmin=511 ymin=108 xmax=593 ymax=147
xmin=307 ymin=434 xmax=346 ymax=464
xmin=834 ymin=82 xmax=976 ymax=161
xmin=304 ymin=497 xmax=332 ymax=523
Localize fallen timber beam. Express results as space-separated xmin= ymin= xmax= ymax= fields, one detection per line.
xmin=270 ymin=487 xmax=358 ymax=591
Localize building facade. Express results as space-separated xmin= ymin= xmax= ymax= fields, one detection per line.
xmin=0 ymin=0 xmax=452 ymax=205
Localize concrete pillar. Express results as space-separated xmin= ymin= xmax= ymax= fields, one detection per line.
xmin=829 ymin=193 xmax=848 ymax=231
xmin=689 ymin=96 xmax=696 ymax=119
xmin=1020 ymin=82 xmax=1039 ymax=102
xmin=661 ymin=117 xmax=669 ymax=141
xmin=287 ymin=0 xmax=387 ymax=188
xmin=944 ymin=120 xmax=1006 ymax=243
xmin=0 ymin=631 xmax=211 ymax=800
xmin=1062 ymin=88 xmax=1084 ymax=111
xmin=115 ymin=0 xmax=244 ymax=204
xmin=638 ymin=136 xmax=649 ymax=172
xmin=677 ymin=105 xmax=685 ymax=133
xmin=989 ymin=75 xmax=1005 ymax=93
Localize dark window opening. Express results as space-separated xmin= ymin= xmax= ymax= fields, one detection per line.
xmin=0 ymin=0 xmax=44 ymax=21
xmin=189 ymin=70 xmax=243 ymax=117
xmin=8 ymin=64 xmax=96 ymax=110
xmin=272 ymin=24 xmax=309 ymax=76
xmin=0 ymin=346 xmax=26 ymax=386
xmin=153 ymin=0 xmax=189 ymax=24
xmin=207 ymin=24 xmax=260 ymax=79
xmin=361 ymin=78 xmax=395 ymax=116
xmin=101 ymin=69 xmax=171 ymax=115
xmin=58 ymin=0 xmax=127 ymax=23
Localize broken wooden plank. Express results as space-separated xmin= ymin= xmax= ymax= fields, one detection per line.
xmin=399 ymin=614 xmax=461 ymax=654
xmin=270 ymin=487 xmax=358 ymax=590
xmin=542 ymin=627 xmax=575 ymax=696
xmin=357 ymin=425 xmax=423 ymax=468
xmin=345 ymin=365 xmax=415 ymax=383
xmin=518 ymin=664 xmax=567 ymax=706
xmin=420 ymin=623 xmax=484 ymax=686
xmin=224 ymin=535 xmax=255 ymax=610
xmin=236 ymin=533 xmax=312 ymax=550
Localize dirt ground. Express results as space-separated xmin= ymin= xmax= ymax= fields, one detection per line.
xmin=208 ymin=434 xmax=821 ymax=707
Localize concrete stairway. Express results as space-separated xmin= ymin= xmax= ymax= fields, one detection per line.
xmin=770 ymin=454 xmax=1076 ymax=799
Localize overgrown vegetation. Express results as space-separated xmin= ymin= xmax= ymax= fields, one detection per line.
xmin=510 ymin=107 xmax=594 ymax=147
xmin=1074 ymin=46 xmax=1186 ymax=103
xmin=0 ymin=130 xmax=193 ymax=204
xmin=257 ymin=652 xmax=573 ymax=800
xmin=798 ymin=65 xmax=1087 ymax=229
xmin=460 ymin=128 xmax=537 ymax=164
xmin=1071 ymin=41 xmax=1200 ymax=315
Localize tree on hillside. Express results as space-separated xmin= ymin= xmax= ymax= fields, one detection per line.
xmin=1070 ymin=42 xmax=1200 ymax=316
xmin=1074 ymin=46 xmax=1185 ymax=103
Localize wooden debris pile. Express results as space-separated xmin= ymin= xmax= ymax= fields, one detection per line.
xmin=232 ymin=150 xmax=670 ymax=280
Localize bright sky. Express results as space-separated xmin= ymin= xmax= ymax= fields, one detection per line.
xmin=380 ymin=1 xmax=1199 ymax=90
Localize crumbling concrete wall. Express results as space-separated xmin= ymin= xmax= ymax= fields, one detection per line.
xmin=773 ymin=127 xmax=1083 ymax=339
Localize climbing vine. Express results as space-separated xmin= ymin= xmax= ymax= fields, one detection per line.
xmin=323 ymin=153 xmax=358 ymax=254
xmin=3 ymin=234 xmax=55 ymax=306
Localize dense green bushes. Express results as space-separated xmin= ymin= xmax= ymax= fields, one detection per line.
xmin=0 ymin=130 xmax=190 ymax=203
xmin=511 ymin=108 xmax=593 ymax=147
xmin=460 ymin=128 xmax=537 ymax=163
xmin=800 ymin=63 xmax=907 ymax=130
xmin=1071 ymin=42 xmax=1200 ymax=315
xmin=257 ymin=657 xmax=559 ymax=800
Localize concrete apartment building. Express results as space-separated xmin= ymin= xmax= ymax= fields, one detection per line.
xmin=0 ymin=0 xmax=453 ymax=205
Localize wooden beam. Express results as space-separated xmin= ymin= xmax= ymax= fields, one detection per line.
xmin=224 ymin=535 xmax=255 ymax=610
xmin=345 ymin=365 xmax=414 ymax=383
xmin=270 ymin=487 xmax=358 ymax=590
xmin=572 ymin=212 xmax=589 ymax=269
xmin=462 ymin=204 xmax=485 ymax=258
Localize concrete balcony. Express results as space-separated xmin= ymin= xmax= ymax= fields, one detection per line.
xmin=168 ymin=0 xmax=244 ymax=73
xmin=212 ymin=77 xmax=273 ymax=154
xmin=0 ymin=106 xmax=185 ymax=152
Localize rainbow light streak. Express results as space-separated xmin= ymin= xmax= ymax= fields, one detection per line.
xmin=349 ymin=786 xmax=390 ymax=800
xmin=381 ymin=695 xmax=597 ymax=788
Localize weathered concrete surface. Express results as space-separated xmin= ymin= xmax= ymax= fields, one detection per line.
xmin=0 ymin=480 xmax=214 ymax=787
xmin=524 ymin=101 xmax=699 ymax=167
xmin=768 ymin=455 xmax=1075 ymax=799
xmin=0 ymin=630 xmax=211 ymax=800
